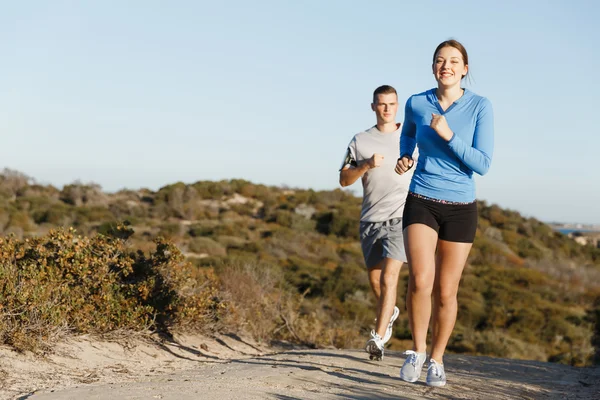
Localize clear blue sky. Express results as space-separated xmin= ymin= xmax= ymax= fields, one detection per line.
xmin=1 ymin=1 xmax=599 ymax=224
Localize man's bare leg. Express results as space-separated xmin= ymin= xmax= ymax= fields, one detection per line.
xmin=375 ymin=258 xmax=403 ymax=338
xmin=367 ymin=263 xmax=382 ymax=316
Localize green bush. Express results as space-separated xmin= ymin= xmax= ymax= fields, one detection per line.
xmin=6 ymin=211 xmax=36 ymax=232
xmin=315 ymin=208 xmax=360 ymax=238
xmin=215 ymin=235 xmax=248 ymax=250
xmin=158 ymin=222 xmax=183 ymax=238
xmin=32 ymin=203 xmax=72 ymax=225
xmin=188 ymin=237 xmax=227 ymax=256
xmin=0 ymin=228 xmax=221 ymax=352
xmin=188 ymin=221 xmax=218 ymax=237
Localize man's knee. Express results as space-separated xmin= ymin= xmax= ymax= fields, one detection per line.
xmin=380 ymin=259 xmax=402 ymax=288
xmin=370 ymin=278 xmax=382 ymax=293
xmin=368 ymin=267 xmax=382 ymax=293
xmin=381 ymin=271 xmax=399 ymax=288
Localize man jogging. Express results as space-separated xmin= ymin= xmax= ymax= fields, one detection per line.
xmin=339 ymin=85 xmax=416 ymax=360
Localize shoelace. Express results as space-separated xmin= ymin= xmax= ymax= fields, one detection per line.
xmin=370 ymin=330 xmax=382 ymax=340
xmin=428 ymin=359 xmax=442 ymax=377
xmin=403 ymin=350 xmax=420 ymax=367
xmin=370 ymin=330 xmax=384 ymax=349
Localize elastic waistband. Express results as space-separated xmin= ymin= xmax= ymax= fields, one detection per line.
xmin=408 ymin=191 xmax=476 ymax=205
xmin=360 ymin=217 xmax=402 ymax=227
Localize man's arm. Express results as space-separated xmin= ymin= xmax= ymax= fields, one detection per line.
xmin=340 ymin=161 xmax=370 ymax=187
xmin=339 ymin=154 xmax=382 ymax=187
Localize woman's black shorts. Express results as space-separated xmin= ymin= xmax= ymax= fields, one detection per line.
xmin=402 ymin=192 xmax=478 ymax=243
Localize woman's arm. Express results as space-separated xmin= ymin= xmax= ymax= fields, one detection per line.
xmin=400 ymin=97 xmax=417 ymax=159
xmin=447 ymin=98 xmax=494 ymax=175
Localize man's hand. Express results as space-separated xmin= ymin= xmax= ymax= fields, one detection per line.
xmin=367 ymin=153 xmax=384 ymax=169
xmin=430 ymin=113 xmax=454 ymax=141
xmin=395 ymin=156 xmax=414 ymax=175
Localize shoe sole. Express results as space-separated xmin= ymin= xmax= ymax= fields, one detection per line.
xmin=400 ymin=373 xmax=419 ymax=383
xmin=426 ymin=380 xmax=446 ymax=387
xmin=365 ymin=342 xmax=383 ymax=360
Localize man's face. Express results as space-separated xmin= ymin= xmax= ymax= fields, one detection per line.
xmin=371 ymin=93 xmax=398 ymax=124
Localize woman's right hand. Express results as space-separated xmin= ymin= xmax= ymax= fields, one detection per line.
xmin=395 ymin=156 xmax=414 ymax=175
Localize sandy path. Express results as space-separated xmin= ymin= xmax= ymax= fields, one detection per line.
xmin=18 ymin=347 xmax=599 ymax=400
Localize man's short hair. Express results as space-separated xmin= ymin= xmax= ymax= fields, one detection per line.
xmin=373 ymin=85 xmax=397 ymax=104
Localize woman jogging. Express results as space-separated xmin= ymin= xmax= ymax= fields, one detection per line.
xmin=394 ymin=39 xmax=494 ymax=387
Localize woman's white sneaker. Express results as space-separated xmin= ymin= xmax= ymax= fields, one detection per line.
xmin=426 ymin=358 xmax=446 ymax=387
xmin=400 ymin=350 xmax=427 ymax=382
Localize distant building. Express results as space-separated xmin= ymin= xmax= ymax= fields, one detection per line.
xmin=568 ymin=231 xmax=600 ymax=248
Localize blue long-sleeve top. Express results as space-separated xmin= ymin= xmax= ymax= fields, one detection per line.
xmin=400 ymin=88 xmax=494 ymax=203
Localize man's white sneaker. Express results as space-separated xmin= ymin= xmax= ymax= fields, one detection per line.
xmin=365 ymin=330 xmax=385 ymax=361
xmin=382 ymin=306 xmax=399 ymax=344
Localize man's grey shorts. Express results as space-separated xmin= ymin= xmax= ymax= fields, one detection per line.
xmin=359 ymin=217 xmax=407 ymax=269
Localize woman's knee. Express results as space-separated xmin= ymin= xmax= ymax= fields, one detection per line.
xmin=410 ymin=273 xmax=433 ymax=294
xmin=435 ymin=286 xmax=458 ymax=307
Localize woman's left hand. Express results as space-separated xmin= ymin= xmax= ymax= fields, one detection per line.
xmin=430 ymin=113 xmax=454 ymax=142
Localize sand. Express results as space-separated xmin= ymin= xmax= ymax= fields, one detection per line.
xmin=1 ymin=333 xmax=598 ymax=400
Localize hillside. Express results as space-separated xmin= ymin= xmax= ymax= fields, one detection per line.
xmin=0 ymin=169 xmax=599 ymax=367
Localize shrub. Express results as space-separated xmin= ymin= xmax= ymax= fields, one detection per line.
xmin=215 ymin=235 xmax=248 ymax=250
xmin=158 ymin=222 xmax=183 ymax=238
xmin=6 ymin=211 xmax=35 ymax=232
xmin=215 ymin=261 xmax=364 ymax=349
xmin=0 ymin=227 xmax=222 ymax=352
xmin=59 ymin=183 xmax=107 ymax=207
xmin=188 ymin=237 xmax=227 ymax=256
xmin=315 ymin=208 xmax=360 ymax=239
xmin=188 ymin=222 xmax=218 ymax=237
xmin=32 ymin=203 xmax=72 ymax=226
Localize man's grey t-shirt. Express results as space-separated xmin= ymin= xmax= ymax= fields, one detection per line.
xmin=341 ymin=125 xmax=416 ymax=223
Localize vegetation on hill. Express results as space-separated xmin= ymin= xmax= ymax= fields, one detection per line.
xmin=0 ymin=169 xmax=598 ymax=366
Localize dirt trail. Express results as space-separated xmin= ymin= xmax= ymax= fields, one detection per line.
xmin=1 ymin=334 xmax=598 ymax=400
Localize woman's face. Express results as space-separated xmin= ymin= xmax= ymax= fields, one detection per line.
xmin=432 ymin=46 xmax=468 ymax=87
